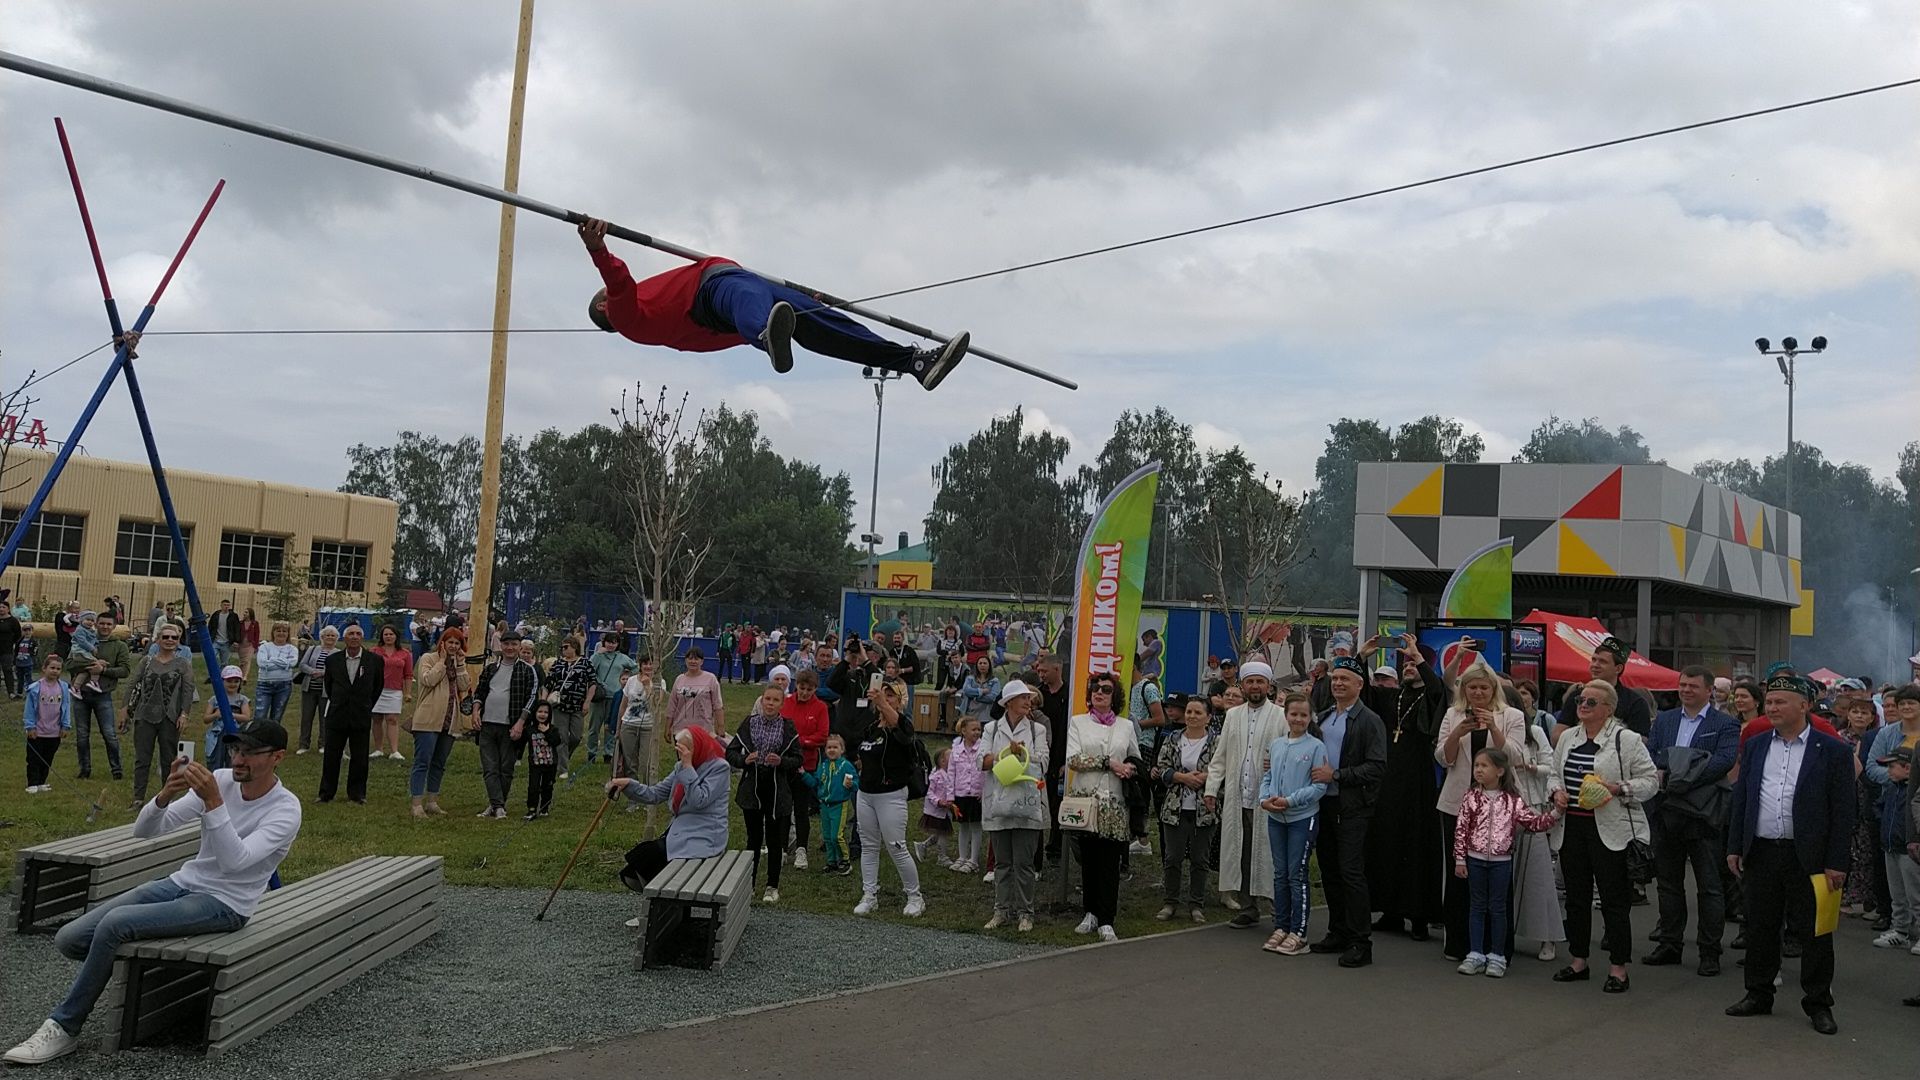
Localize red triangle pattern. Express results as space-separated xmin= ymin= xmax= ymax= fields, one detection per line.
xmin=1731 ymin=497 xmax=1747 ymax=545
xmin=1564 ymin=467 xmax=1622 ymax=520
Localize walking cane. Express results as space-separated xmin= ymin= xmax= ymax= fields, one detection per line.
xmin=534 ymin=739 xmax=628 ymax=921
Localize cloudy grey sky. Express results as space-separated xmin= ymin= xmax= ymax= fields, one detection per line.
xmin=3 ymin=1 xmax=1916 ymax=549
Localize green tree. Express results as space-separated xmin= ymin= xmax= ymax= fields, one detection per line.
xmin=1515 ymin=417 xmax=1658 ymax=465
xmin=924 ymin=407 xmax=1088 ymax=596
xmin=1287 ymin=416 xmax=1485 ymax=604
xmin=1189 ymin=448 xmax=1306 ymax=652
xmin=340 ymin=432 xmax=509 ymax=610
xmin=263 ymin=552 xmax=312 ymax=623
xmin=1077 ymin=407 xmax=1204 ymax=601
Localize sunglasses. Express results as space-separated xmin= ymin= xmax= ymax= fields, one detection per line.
xmin=158 ymin=634 xmax=180 ymax=641
xmin=1578 ymin=697 xmax=1605 ymax=708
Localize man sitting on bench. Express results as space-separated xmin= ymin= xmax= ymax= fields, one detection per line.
xmin=6 ymin=720 xmax=301 ymax=1066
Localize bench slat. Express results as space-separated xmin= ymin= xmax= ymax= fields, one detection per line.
xmin=644 ymin=859 xmax=697 ymax=898
xmin=125 ymin=857 xmax=436 ymax=961
xmin=211 ymin=870 xmax=441 ymax=990
xmin=672 ymin=857 xmax=724 ymax=902
xmin=205 ymin=909 xmax=439 ymax=1051
xmin=210 ymin=895 xmax=435 ymax=1024
xmin=190 ymin=859 xmax=439 ymax=964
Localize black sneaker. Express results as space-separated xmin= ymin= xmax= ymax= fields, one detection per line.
xmin=910 ymin=332 xmax=969 ymax=391
xmin=761 ymin=301 xmax=796 ymax=374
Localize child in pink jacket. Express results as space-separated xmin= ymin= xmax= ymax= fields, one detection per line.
xmin=1453 ymin=747 xmax=1560 ymax=978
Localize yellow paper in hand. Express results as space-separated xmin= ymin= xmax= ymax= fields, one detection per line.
xmin=1576 ymin=774 xmax=1613 ymax=811
xmin=1811 ymin=873 xmax=1841 ymax=937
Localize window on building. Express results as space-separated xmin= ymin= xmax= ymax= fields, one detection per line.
xmin=218 ymin=531 xmax=286 ymax=585
xmin=309 ymin=540 xmax=370 ymax=593
xmin=0 ymin=508 xmax=84 ymax=571
xmin=115 ymin=520 xmax=192 ymax=578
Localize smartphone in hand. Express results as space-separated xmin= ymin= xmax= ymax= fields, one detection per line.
xmin=176 ymin=739 xmax=195 ymax=763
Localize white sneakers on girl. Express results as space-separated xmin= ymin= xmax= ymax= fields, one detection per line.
xmin=1457 ymin=953 xmax=1488 ymax=975
xmin=1486 ymin=956 xmax=1509 ymax=978
xmin=4 ymin=1020 xmax=77 ymax=1065
xmin=1016 ymin=915 xmax=1034 ymax=932
xmin=793 ymin=848 xmax=809 ymax=870
xmin=761 ymin=888 xmax=779 ymax=903
xmin=1537 ymin=941 xmax=1557 ymax=961
xmin=983 ymin=912 xmax=1007 ymax=930
xmin=981 ymin=869 xmax=995 ymax=883
xmin=853 ymin=895 xmax=878 ymax=916
xmin=1074 ymin=913 xmax=1099 ymax=935
xmin=902 ymin=895 xmax=926 ymax=918
xmin=1097 ymin=925 xmax=1119 ymax=942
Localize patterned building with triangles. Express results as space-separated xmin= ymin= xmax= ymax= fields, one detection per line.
xmin=1353 ymin=462 xmax=1805 ymax=677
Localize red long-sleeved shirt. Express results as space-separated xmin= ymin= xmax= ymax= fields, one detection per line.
xmin=591 ymin=248 xmax=745 ymax=352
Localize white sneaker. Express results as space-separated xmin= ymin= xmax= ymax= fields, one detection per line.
xmin=853 ymin=895 xmax=878 ymax=916
xmin=1457 ymin=953 xmax=1488 ymax=975
xmin=390 ymin=751 xmax=407 ymax=761
xmin=1128 ymin=839 xmax=1151 ymax=855
xmin=1016 ymin=915 xmax=1034 ymax=932
xmin=1074 ymin=913 xmax=1098 ymax=935
xmin=476 ymin=806 xmax=496 ymax=818
xmin=982 ymin=869 xmax=996 ymax=883
xmin=793 ymin=848 xmax=809 ymax=870
xmin=557 ymin=772 xmax=570 ymax=781
xmin=1910 ymin=940 xmax=1920 ymax=957
xmin=624 ymin=916 xmax=641 ymax=929
xmin=1538 ymin=941 xmax=1557 ymax=962
xmin=1872 ymin=929 xmax=1912 ymax=949
xmin=4 ymin=1019 xmax=78 ymax=1065
xmin=1097 ymin=925 xmax=1118 ymax=942
xmin=761 ymin=888 xmax=780 ymax=903
xmin=1486 ymin=956 xmax=1509 ymax=979
xmin=902 ymin=895 xmax=926 ymax=918
xmin=983 ymin=913 xmax=1007 ymax=930
xmin=296 ymin=747 xmax=309 ymax=755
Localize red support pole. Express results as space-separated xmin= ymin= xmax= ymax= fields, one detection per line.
xmin=54 ymin=117 xmax=113 ymax=304
xmin=146 ymin=180 xmax=224 ymax=308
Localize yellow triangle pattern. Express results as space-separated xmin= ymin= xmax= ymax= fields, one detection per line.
xmin=1557 ymin=522 xmax=1614 ymax=576
xmin=1389 ymin=466 xmax=1444 ymax=516
xmin=1749 ymin=509 xmax=1764 ymax=550
xmin=1667 ymin=524 xmax=1688 ymax=575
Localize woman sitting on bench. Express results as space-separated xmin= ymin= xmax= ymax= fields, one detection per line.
xmin=608 ymin=727 xmax=732 ymax=896
xmin=6 ymin=720 xmax=301 ymax=1066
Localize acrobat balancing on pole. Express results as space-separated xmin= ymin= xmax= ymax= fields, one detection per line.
xmin=579 ymin=218 xmax=970 ymax=391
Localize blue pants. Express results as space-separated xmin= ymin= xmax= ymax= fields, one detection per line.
xmin=410 ymin=730 xmax=457 ymax=797
xmin=1268 ymin=815 xmax=1318 ymax=935
xmin=1467 ymin=856 xmax=1515 ymax=959
xmin=72 ymin=691 xmax=122 ymax=776
xmin=51 ymin=878 xmax=245 ymax=1034
xmin=254 ymin=679 xmax=294 ymax=727
xmin=694 ymin=268 xmax=916 ymax=371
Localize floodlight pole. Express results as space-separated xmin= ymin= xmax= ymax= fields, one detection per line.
xmin=0 ymin=49 xmax=1076 ymax=391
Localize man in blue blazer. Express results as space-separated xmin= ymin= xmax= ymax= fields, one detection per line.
xmin=1724 ymin=674 xmax=1855 ymax=1035
xmin=1643 ymin=665 xmax=1740 ymax=975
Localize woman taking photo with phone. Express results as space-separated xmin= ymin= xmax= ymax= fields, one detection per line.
xmin=1434 ymin=658 xmax=1529 ymax=961
xmin=409 ymin=629 xmax=473 ymax=818
xmin=851 ymin=680 xmax=926 ymax=918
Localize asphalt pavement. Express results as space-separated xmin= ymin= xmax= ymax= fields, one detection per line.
xmin=429 ymin=906 xmax=1916 ymax=1080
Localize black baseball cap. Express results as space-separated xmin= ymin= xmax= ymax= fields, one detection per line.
xmin=223 ymin=720 xmax=289 ymax=752
xmin=1876 ymin=746 xmax=1913 ymax=766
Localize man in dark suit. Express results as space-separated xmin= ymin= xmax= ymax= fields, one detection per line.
xmin=1307 ymin=655 xmax=1390 ymax=968
xmin=319 ymin=623 xmax=385 ymax=804
xmin=1644 ymin=663 xmax=1740 ymax=974
xmin=1724 ymin=674 xmax=1855 ymax=1035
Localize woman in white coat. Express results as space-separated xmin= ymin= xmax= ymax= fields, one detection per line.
xmin=1202 ymin=661 xmax=1291 ymax=929
xmin=1434 ymin=658 xmax=1529 ymax=960
xmin=1549 ymin=679 xmax=1657 ymax=994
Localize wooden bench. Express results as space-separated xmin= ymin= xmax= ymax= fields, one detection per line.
xmin=10 ymin=823 xmax=201 ymax=934
xmin=635 ymin=850 xmax=751 ymax=971
xmin=91 ymin=855 xmax=442 ymax=1058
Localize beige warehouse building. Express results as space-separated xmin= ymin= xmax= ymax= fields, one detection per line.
xmin=2 ymin=447 xmax=397 ymax=626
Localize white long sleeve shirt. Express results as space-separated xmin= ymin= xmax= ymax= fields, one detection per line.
xmin=134 ymin=769 xmax=302 ymax=917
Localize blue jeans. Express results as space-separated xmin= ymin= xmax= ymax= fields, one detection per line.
xmin=211 ymin=642 xmax=230 ymax=672
xmin=1467 ymin=856 xmax=1515 ymax=959
xmin=694 ymin=267 xmax=915 ymax=371
xmin=72 ymin=690 xmax=122 ymax=776
xmin=50 ymin=878 xmax=245 ymax=1034
xmin=410 ymin=730 xmax=457 ymax=797
xmin=1268 ymin=814 xmax=1318 ymax=935
xmin=255 ymin=679 xmax=294 ymax=727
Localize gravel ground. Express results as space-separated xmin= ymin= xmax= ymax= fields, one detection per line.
xmin=0 ymin=886 xmax=1053 ymax=1079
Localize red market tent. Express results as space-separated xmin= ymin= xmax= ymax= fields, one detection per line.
xmin=1803 ymin=667 xmax=1844 ymax=686
xmin=1519 ymin=609 xmax=1683 ymax=692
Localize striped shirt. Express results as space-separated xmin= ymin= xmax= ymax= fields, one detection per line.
xmin=1563 ymin=739 xmax=1600 ymax=817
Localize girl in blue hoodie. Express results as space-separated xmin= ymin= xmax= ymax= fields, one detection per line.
xmin=1259 ymin=689 xmax=1328 ymax=955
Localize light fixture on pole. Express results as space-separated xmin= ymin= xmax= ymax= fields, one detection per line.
xmin=1751 ymin=334 xmax=1826 ymax=511
xmin=861 ymin=365 xmax=903 ymax=588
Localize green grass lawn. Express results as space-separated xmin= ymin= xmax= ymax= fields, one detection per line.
xmin=1 ymin=682 xmax=1199 ymax=946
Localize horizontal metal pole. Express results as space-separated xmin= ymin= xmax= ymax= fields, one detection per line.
xmin=0 ymin=50 xmax=1076 ymax=390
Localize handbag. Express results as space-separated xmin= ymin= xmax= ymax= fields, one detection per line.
xmin=1614 ymin=730 xmax=1655 ymax=885
xmin=1056 ymin=766 xmax=1098 ymax=831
